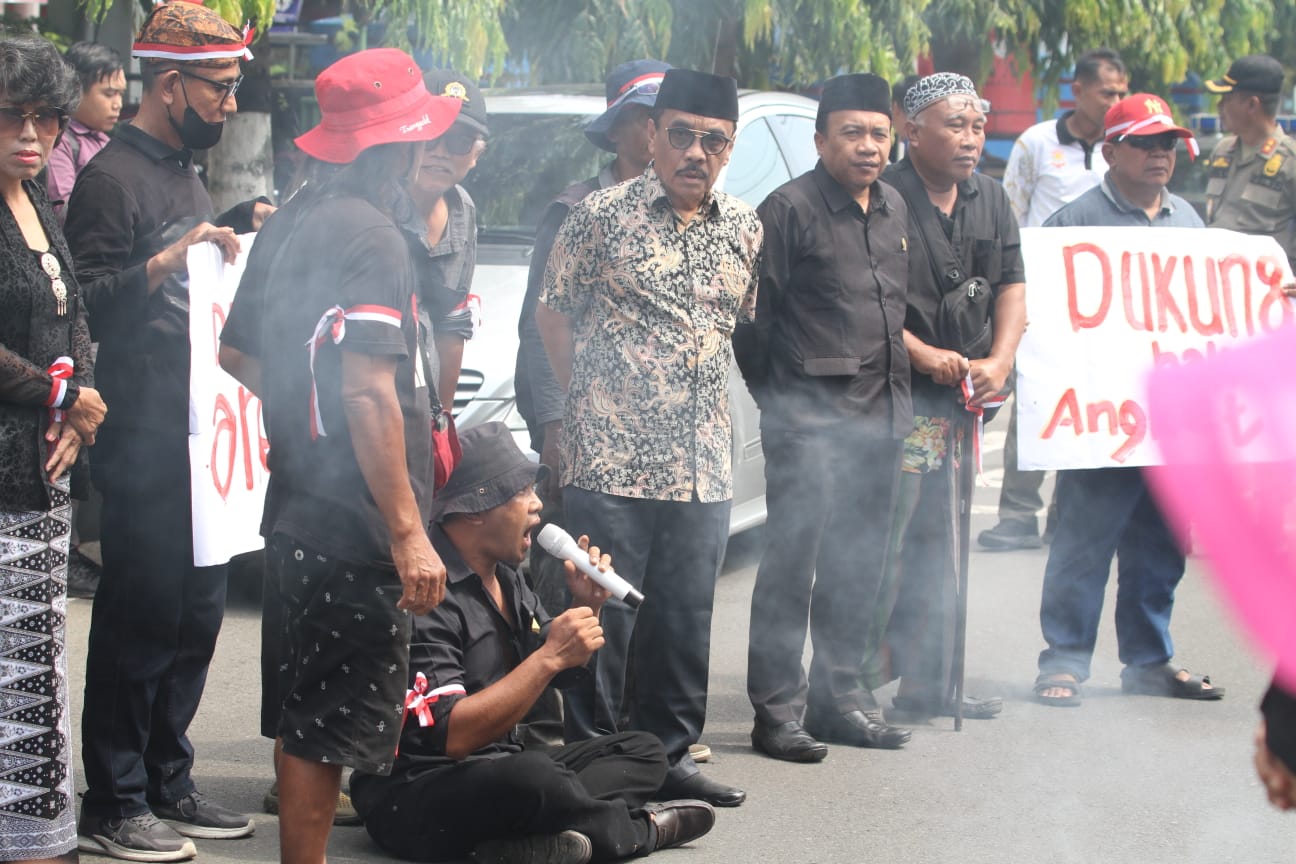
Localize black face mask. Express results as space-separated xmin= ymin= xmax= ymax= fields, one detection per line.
xmin=170 ymin=77 xmax=224 ymax=150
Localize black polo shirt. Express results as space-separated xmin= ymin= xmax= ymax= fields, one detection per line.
xmin=881 ymin=158 xmax=1025 ymax=416
xmin=350 ymin=526 xmax=579 ymax=811
xmin=226 ymin=193 xmax=433 ymax=567
xmin=734 ymin=161 xmax=912 ymax=438
xmin=63 ymin=123 xmax=258 ymax=435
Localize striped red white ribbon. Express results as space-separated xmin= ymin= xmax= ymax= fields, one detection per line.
xmin=306 ymin=304 xmax=402 ymax=439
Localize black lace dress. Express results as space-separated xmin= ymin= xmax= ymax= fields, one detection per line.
xmin=0 ymin=179 xmax=92 ymax=859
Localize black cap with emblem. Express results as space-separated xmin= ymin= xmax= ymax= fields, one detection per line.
xmin=423 ymin=68 xmax=489 ymax=136
xmin=1205 ymin=54 xmax=1284 ymax=96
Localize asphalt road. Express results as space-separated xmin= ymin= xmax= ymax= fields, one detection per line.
xmin=67 ymin=430 xmax=1296 ymax=863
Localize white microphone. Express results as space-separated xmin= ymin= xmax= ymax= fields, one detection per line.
xmin=536 ymin=524 xmax=644 ymax=609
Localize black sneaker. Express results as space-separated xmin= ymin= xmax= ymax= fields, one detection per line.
xmin=66 ymin=548 xmax=101 ymax=599
xmin=977 ymin=519 xmax=1043 ymax=550
xmin=77 ymin=811 xmax=197 ymax=862
xmin=473 ymin=829 xmax=593 ymax=864
xmin=151 ymin=792 xmax=254 ymax=839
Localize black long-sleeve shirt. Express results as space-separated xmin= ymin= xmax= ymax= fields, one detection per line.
xmin=63 ymin=123 xmax=259 ymax=436
xmin=733 ymin=162 xmax=912 ymax=437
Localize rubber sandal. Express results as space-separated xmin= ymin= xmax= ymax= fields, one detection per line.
xmin=1120 ymin=662 xmax=1225 ymax=700
xmin=1033 ymin=672 xmax=1082 ymax=707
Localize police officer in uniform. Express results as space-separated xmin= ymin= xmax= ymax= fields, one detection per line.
xmin=1204 ymin=54 xmax=1296 ymax=269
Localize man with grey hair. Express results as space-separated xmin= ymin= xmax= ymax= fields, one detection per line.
xmin=865 ymin=72 xmax=1025 ymax=721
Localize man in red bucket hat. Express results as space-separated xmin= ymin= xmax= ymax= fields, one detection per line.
xmin=220 ymin=47 xmax=461 ymax=864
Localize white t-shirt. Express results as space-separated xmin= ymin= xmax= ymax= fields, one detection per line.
xmin=1002 ymin=112 xmax=1108 ymax=228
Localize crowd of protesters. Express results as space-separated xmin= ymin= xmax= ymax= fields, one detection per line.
xmin=0 ymin=1 xmax=1293 ymax=861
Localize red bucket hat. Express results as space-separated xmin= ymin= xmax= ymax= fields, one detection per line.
xmin=1103 ymin=93 xmax=1199 ymax=159
xmin=296 ymin=49 xmax=462 ymax=164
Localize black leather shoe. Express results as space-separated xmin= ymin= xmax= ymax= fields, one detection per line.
xmin=645 ymin=799 xmax=715 ymax=851
xmin=751 ymin=720 xmax=828 ymax=763
xmin=805 ymin=708 xmax=911 ymax=750
xmin=892 ymin=694 xmax=1004 ymax=720
xmin=658 ymin=773 xmax=746 ymax=808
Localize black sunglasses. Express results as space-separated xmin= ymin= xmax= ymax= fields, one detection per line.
xmin=428 ymin=126 xmax=482 ymax=157
xmin=1123 ymin=132 xmax=1178 ymax=152
xmin=180 ymin=69 xmax=243 ymax=104
xmin=0 ymin=105 xmax=68 ymax=138
xmin=664 ymin=126 xmax=733 ymax=156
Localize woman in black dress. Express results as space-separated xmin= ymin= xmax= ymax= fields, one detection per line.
xmin=0 ymin=35 xmax=106 ymax=862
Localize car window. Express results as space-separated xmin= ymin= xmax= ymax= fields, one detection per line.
xmin=724 ymin=117 xmax=791 ymax=208
xmin=461 ymin=112 xmax=604 ymax=239
xmin=766 ymin=113 xmax=819 ymax=177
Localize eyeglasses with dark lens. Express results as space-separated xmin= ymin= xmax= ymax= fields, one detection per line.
xmin=665 ymin=126 xmax=733 ymax=155
xmin=430 ymin=127 xmax=482 ymax=156
xmin=1123 ymin=132 xmax=1178 ymax=152
xmin=0 ymin=106 xmax=68 ymax=138
xmin=180 ymin=70 xmax=243 ymax=104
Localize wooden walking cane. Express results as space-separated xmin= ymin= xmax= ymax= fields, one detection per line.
xmin=951 ymin=414 xmax=975 ymax=732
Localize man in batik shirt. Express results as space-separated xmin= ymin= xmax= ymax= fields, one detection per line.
xmin=537 ymin=68 xmax=760 ymax=809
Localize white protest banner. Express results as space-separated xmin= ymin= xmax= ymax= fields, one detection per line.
xmin=188 ymin=234 xmax=268 ymax=567
xmin=1017 ymin=226 xmax=1294 ymax=470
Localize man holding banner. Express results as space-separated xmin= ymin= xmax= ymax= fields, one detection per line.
xmin=866 ymin=73 xmax=1024 ymax=722
xmin=1032 ymin=93 xmax=1225 ymax=707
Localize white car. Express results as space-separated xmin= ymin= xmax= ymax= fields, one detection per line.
xmin=454 ymin=87 xmax=821 ymax=536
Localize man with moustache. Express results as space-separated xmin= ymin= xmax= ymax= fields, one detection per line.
xmin=1203 ymin=54 xmax=1296 ymax=271
xmin=1033 ymin=94 xmax=1224 ymax=708
xmin=64 ymin=2 xmax=272 ymax=857
xmin=537 ymin=68 xmax=760 ymax=807
xmin=866 ymin=73 xmax=1025 ymax=721
xmin=983 ymin=48 xmax=1129 ymax=552
xmin=734 ymin=72 xmax=912 ymax=762
xmin=351 ymin=422 xmax=716 ymax=864
xmin=516 ymin=59 xmax=669 ymax=750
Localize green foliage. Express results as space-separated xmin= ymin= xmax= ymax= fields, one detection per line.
xmin=77 ymin=0 xmax=275 ymax=44
xmin=355 ymin=0 xmax=508 ymax=79
xmin=924 ymin=0 xmax=1296 ymax=99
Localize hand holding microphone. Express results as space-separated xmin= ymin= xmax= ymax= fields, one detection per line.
xmin=537 ymin=524 xmax=645 ymax=609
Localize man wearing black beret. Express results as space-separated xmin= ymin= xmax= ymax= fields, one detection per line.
xmin=538 ymin=68 xmax=760 ymax=807
xmin=734 ymin=72 xmax=914 ymax=761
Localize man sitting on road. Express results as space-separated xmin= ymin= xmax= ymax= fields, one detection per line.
xmin=350 ymin=422 xmax=716 ymax=864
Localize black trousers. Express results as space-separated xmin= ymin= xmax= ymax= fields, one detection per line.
xmin=747 ymin=424 xmax=902 ymax=724
xmin=561 ymin=489 xmax=730 ymax=784
xmin=82 ymin=431 xmax=228 ymax=818
xmin=360 ymin=732 xmax=664 ymax=862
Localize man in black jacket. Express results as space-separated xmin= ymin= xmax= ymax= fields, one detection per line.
xmin=866 ymin=72 xmax=1025 ymax=722
xmin=734 ymin=73 xmax=913 ymax=761
xmin=65 ymin=2 xmax=270 ymax=859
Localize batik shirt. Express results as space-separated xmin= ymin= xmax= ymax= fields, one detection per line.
xmin=541 ymin=167 xmax=762 ymax=503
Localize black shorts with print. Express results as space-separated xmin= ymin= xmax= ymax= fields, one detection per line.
xmin=267 ymin=533 xmax=412 ymax=775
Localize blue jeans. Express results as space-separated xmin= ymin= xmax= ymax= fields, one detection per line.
xmin=1038 ymin=467 xmax=1185 ymax=682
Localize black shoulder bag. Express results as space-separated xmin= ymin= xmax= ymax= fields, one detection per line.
xmin=889 ymin=168 xmax=994 ymax=360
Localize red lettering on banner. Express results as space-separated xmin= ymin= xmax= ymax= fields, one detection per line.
xmin=1040 ymin=387 xmax=1147 ymax=463
xmin=1217 ymin=255 xmax=1254 ymax=338
xmin=1064 ymin=244 xmax=1112 ymax=331
xmin=1060 ymin=246 xmax=1289 ymax=338
xmin=1256 ymin=256 xmax=1294 ymax=332
xmin=211 ymin=303 xmax=227 ymax=365
xmin=1120 ymin=252 xmax=1152 ymax=331
xmin=1183 ymin=256 xmax=1224 ymax=336
xmin=211 ymin=385 xmax=266 ymax=500
xmin=211 ymin=394 xmax=237 ymax=500
xmin=1150 ymin=254 xmax=1187 ymax=333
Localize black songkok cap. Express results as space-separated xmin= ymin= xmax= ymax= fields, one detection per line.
xmin=655 ymin=68 xmax=739 ymax=123
xmin=816 ymin=73 xmax=892 ymax=128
